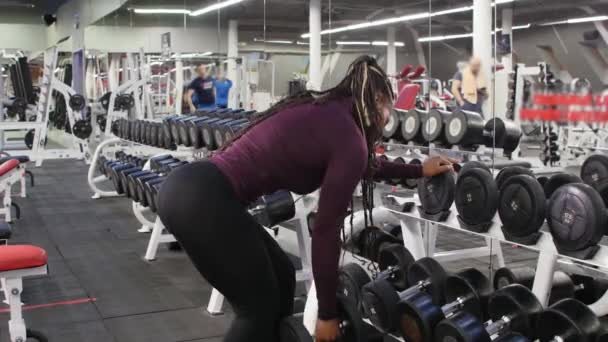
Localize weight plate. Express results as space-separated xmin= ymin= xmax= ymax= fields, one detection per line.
xmin=357 ymin=227 xmax=400 ymax=262
xmin=571 ymin=274 xmax=608 ymax=305
xmin=445 ymin=109 xmax=485 ymax=146
xmin=444 ymin=268 xmax=492 ymax=320
xmin=68 ymin=94 xmax=86 ymax=111
xmin=543 ymin=173 xmax=582 ymax=199
xmin=378 ymin=243 xmax=415 ymax=291
xmin=455 ymin=167 xmax=499 ymax=225
xmin=496 ymin=166 xmax=535 ymax=191
xmin=407 ymin=257 xmax=447 ymax=305
xmin=422 ymin=109 xmax=448 ymax=143
xmin=484 ymin=118 xmax=522 ymax=153
xmin=337 ymin=294 xmax=364 ymax=342
xmin=434 ymin=310 xmax=490 ymax=342
xmin=493 ymin=266 xmax=536 ymax=290
xmin=537 ymin=298 xmax=601 ymax=342
xmin=498 ymin=174 xmax=546 ymax=239
xmin=383 ymin=109 xmax=401 ymax=139
xmin=361 ymin=278 xmax=399 ymax=332
xmin=459 ymin=161 xmax=491 ymax=176
xmin=396 ymin=290 xmax=444 ymax=342
xmin=337 ymin=263 xmax=371 ymax=309
xmin=417 ymin=171 xmax=455 ymax=215
xmin=581 ymin=154 xmax=608 ymax=188
xmin=488 ymin=284 xmax=543 ymax=338
xmin=547 ymin=183 xmax=606 ymax=252
xmin=279 ymin=316 xmax=313 ymax=342
xmin=401 ymin=109 xmax=424 ymax=143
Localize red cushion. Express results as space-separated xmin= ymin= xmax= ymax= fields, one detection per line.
xmin=0 ymin=245 xmax=47 ymax=272
xmin=394 ymin=84 xmax=421 ymax=111
xmin=0 ymin=159 xmax=19 ymax=176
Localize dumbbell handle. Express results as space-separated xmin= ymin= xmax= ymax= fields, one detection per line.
xmin=398 ymin=279 xmax=431 ymax=300
xmin=442 ymin=293 xmax=474 ymax=317
xmin=485 ymin=315 xmax=511 ymax=337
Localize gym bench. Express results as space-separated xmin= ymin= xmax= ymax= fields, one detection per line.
xmin=0 ymin=159 xmax=26 ymax=222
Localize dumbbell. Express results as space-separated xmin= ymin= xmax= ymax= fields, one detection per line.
xmin=445 ymin=110 xmax=523 ymax=151
xmin=400 ymin=109 xmax=427 ymax=144
xmin=397 ymin=267 xmax=491 ymax=341
xmin=494 ymin=266 xmax=608 ymax=305
xmin=581 ymin=154 xmax=608 ymax=188
xmin=224 ymin=121 xmax=250 ymax=144
xmin=137 ymin=175 xmax=163 ymax=207
xmin=187 ymin=116 xmax=216 ymax=148
xmin=144 ymin=178 xmax=167 ymax=213
xmin=177 ymin=116 xmax=204 ymax=147
xmin=215 ymin=118 xmax=249 ymax=148
xmin=130 ymin=172 xmax=159 ymax=204
xmin=151 ymin=157 xmax=180 ymax=173
xmin=356 ymin=226 xmax=401 ymax=262
xmin=455 ymin=161 xmax=499 ymax=230
xmin=423 ymin=109 xmax=451 ymax=145
xmin=118 ymin=165 xmax=143 ymax=197
xmin=417 ymin=170 xmax=456 ymax=219
xmin=434 ymin=284 xmax=542 ymax=342
xmin=171 ymin=116 xmax=198 ymax=145
xmin=159 ymin=160 xmax=189 ymax=175
xmin=198 ymin=117 xmax=228 ymax=149
xmin=249 ymin=190 xmax=296 ymax=227
xmin=536 ymin=298 xmax=601 ymax=342
xmin=108 ymin=162 xmax=137 ymax=194
xmin=204 ymin=118 xmax=240 ymax=150
xmin=149 ymin=122 xmax=161 ymax=147
xmin=126 ymin=170 xmax=154 ymax=200
xmin=362 ymin=256 xmax=448 ymax=335
xmin=161 ymin=115 xmax=181 ymax=146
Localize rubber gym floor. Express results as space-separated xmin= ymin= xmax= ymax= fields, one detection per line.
xmin=0 ymin=160 xmax=540 ymax=342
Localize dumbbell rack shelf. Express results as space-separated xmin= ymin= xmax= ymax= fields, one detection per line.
xmin=384 ymin=195 xmax=608 ymax=318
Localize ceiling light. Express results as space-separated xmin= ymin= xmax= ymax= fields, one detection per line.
xmin=132 ymin=8 xmax=191 ymax=14
xmin=371 ymin=41 xmax=405 ymax=47
xmin=254 ymin=38 xmax=293 ymax=44
xmin=190 ymin=0 xmax=246 ymax=17
xmin=336 ymin=41 xmax=371 ymax=46
xmin=431 ymin=6 xmax=473 ymax=17
xmin=419 ymin=23 xmax=530 ymax=42
xmin=568 ymin=15 xmax=608 ymax=24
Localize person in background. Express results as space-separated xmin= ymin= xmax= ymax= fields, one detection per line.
xmin=214 ymin=72 xmax=233 ymax=109
xmin=451 ymin=56 xmax=487 ymax=116
xmin=186 ymin=64 xmax=216 ymax=112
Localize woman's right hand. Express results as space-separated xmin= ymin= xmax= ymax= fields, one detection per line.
xmin=315 ymin=319 xmax=340 ymax=342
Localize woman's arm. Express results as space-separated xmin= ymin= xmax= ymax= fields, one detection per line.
xmin=312 ymin=145 xmax=367 ymax=320
xmin=372 ymin=157 xmax=423 ymax=181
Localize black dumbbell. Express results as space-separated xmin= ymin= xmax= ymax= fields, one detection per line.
xmin=127 ymin=170 xmax=156 ymax=201
xmin=187 ymin=116 xmax=215 ymax=149
xmin=455 ymin=161 xmax=499 ymax=229
xmin=136 ymin=175 xmax=162 ymax=207
xmin=536 ymin=298 xmax=601 ymax=342
xmin=397 ymin=268 xmax=491 ymax=341
xmin=177 ymin=116 xmax=203 ymax=146
xmin=144 ymin=179 xmax=167 ymax=213
xmin=205 ymin=118 xmax=238 ymax=150
xmin=435 ymin=284 xmax=542 ymax=342
xmin=356 ymin=226 xmax=401 ymax=262
xmin=130 ymin=172 xmax=158 ymax=204
xmin=118 ymin=166 xmax=143 ymax=197
xmin=159 ymin=160 xmax=188 ymax=175
xmin=215 ymin=118 xmax=249 ymax=148
xmin=361 ymin=257 xmax=447 ymax=335
xmin=149 ymin=155 xmax=173 ymax=169
xmin=171 ymin=116 xmax=197 ymax=145
xmin=423 ymin=109 xmax=451 ymax=145
xmin=581 ymin=154 xmax=608 ymax=188
xmin=152 ymin=158 xmax=180 ymax=173
xmin=108 ymin=163 xmax=136 ymax=193
xmin=224 ymin=121 xmax=250 ymax=143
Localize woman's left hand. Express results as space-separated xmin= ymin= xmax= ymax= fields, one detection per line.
xmin=422 ymin=156 xmax=458 ymax=177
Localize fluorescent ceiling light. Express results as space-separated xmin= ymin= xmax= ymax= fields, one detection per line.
xmin=301 ymin=1 xmax=516 ymax=38
xmin=542 ymin=15 xmax=608 ymax=26
xmin=371 ymin=41 xmax=405 ymax=47
xmin=254 ymin=38 xmax=293 ymax=44
xmin=132 ymin=8 xmax=191 ymax=14
xmin=337 ymin=41 xmax=371 ymax=45
xmin=172 ymin=52 xmax=213 ymax=58
xmin=190 ymin=0 xmax=246 ymax=17
xmin=419 ymin=23 xmax=530 ymax=42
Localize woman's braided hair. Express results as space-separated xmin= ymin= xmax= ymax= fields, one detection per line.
xmin=219 ymin=55 xmax=394 ymax=234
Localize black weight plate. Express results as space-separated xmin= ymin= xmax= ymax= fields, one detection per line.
xmin=537 ymin=176 xmax=549 ymax=187
xmin=543 ymin=173 xmax=582 ymax=199
xmin=547 ymin=183 xmax=606 ymax=252
xmin=337 ymin=263 xmax=371 ymax=309
xmin=417 ymin=171 xmax=456 ymax=215
xmin=279 ymin=316 xmax=312 ymax=342
xmin=396 ymin=290 xmax=444 ymax=342
xmin=434 ymin=310 xmax=490 ymax=342
xmin=488 ymin=284 xmax=543 ymax=338
xmin=496 ymin=166 xmax=534 ymax=191
xmin=337 ymin=294 xmax=364 ymax=342
xmin=383 ymin=109 xmax=402 ymax=140
xmin=407 ymin=257 xmax=447 ymax=305
xmin=445 ymin=109 xmax=485 ymax=146
xmin=459 ymin=161 xmax=491 ymax=176
xmin=571 ymin=274 xmax=608 ymax=305
xmin=401 ymin=109 xmax=424 ymax=143
xmin=404 ymin=158 xmax=422 ymax=189
xmin=378 ymin=243 xmax=415 ymax=291
xmin=498 ymin=174 xmax=546 ymax=239
xmin=357 ymin=227 xmax=400 ymax=262
xmin=581 ymin=154 xmax=608 ymax=188
xmin=422 ymin=109 xmax=447 ymax=143
xmin=537 ymin=298 xmax=601 ymax=342
xmin=444 ymin=268 xmax=492 ymax=320
xmin=493 ymin=266 xmax=536 ymax=290
xmin=361 ymin=279 xmax=399 ymax=333
xmin=455 ymin=167 xmax=499 ymax=225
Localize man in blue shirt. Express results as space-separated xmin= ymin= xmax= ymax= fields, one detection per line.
xmin=214 ymin=73 xmax=233 ymax=109
xmin=186 ymin=64 xmax=216 ymax=112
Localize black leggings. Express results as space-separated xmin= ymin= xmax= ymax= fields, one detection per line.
xmin=158 ymin=161 xmax=296 ymax=342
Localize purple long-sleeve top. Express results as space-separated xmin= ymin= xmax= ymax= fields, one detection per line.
xmin=210 ymin=97 xmax=422 ymax=319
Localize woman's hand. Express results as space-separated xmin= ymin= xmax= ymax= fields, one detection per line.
xmin=422 ymin=156 xmax=458 ymax=177
xmin=315 ymin=319 xmax=340 ymax=342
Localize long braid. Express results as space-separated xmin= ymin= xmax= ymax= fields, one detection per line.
xmin=217 ymin=56 xmax=394 ymax=251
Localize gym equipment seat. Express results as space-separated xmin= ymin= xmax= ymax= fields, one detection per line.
xmin=0 ymin=245 xmax=48 ymax=342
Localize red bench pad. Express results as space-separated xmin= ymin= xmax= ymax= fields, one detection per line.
xmin=0 ymin=245 xmax=47 ymax=272
xmin=0 ymin=159 xmax=19 ymax=177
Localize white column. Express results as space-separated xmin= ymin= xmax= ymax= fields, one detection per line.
xmin=501 ymin=8 xmax=513 ymax=72
xmin=386 ymin=27 xmax=397 ymax=92
xmin=175 ymin=58 xmax=183 ymax=115
xmin=227 ymin=20 xmax=239 ymax=109
xmin=473 ymin=0 xmax=493 ymax=113
xmin=309 ymin=0 xmax=322 ymax=91
xmin=71 ymin=15 xmax=86 ymax=97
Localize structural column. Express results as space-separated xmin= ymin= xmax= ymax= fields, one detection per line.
xmin=386 ymin=26 xmax=397 ymax=91
xmin=71 ymin=14 xmax=86 ymax=97
xmin=227 ymin=20 xmax=239 ymax=108
xmin=501 ymin=8 xmax=513 ymax=72
xmin=473 ymin=0 xmax=493 ymax=113
xmin=309 ymin=0 xmax=322 ymax=91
